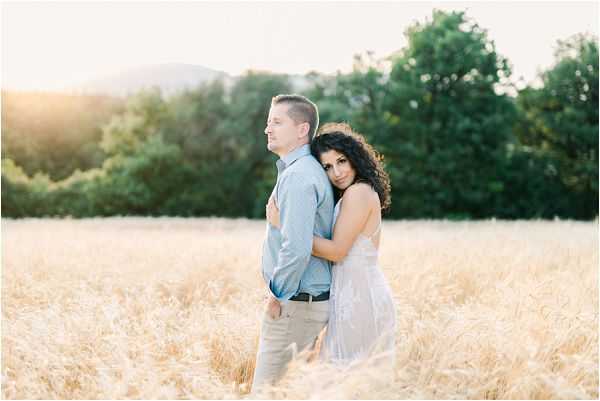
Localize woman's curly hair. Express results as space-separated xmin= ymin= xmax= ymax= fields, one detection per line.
xmin=311 ymin=122 xmax=391 ymax=213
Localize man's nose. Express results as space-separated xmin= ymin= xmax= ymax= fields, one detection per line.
xmin=264 ymin=126 xmax=270 ymax=135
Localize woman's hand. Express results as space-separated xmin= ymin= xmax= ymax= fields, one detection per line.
xmin=266 ymin=196 xmax=280 ymax=228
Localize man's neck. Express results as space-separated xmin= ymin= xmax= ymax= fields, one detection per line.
xmin=276 ymin=142 xmax=307 ymax=159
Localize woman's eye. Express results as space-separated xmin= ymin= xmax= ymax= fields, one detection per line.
xmin=323 ymin=165 xmax=331 ymax=171
xmin=339 ymin=159 xmax=347 ymax=164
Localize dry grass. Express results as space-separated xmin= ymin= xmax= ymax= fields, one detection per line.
xmin=1 ymin=217 xmax=598 ymax=399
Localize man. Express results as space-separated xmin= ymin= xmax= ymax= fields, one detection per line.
xmin=251 ymin=94 xmax=334 ymax=392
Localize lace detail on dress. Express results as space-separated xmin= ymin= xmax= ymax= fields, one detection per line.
xmin=321 ymin=200 xmax=396 ymax=366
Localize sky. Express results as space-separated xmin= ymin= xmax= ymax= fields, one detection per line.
xmin=2 ymin=1 xmax=598 ymax=91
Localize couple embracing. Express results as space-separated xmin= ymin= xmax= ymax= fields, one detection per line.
xmin=252 ymin=94 xmax=396 ymax=393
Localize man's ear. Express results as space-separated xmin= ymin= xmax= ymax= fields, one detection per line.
xmin=297 ymin=122 xmax=310 ymax=139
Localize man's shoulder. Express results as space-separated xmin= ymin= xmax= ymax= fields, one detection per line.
xmin=285 ymin=153 xmax=323 ymax=175
xmin=280 ymin=155 xmax=328 ymax=190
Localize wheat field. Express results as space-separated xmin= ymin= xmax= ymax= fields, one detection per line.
xmin=1 ymin=217 xmax=598 ymax=399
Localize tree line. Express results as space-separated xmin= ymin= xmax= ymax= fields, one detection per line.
xmin=2 ymin=11 xmax=598 ymax=219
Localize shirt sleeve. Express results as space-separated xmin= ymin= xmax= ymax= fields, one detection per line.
xmin=269 ymin=171 xmax=318 ymax=301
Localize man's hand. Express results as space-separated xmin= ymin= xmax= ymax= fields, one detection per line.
xmin=266 ymin=295 xmax=281 ymax=319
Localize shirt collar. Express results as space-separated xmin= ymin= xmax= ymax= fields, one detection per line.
xmin=277 ymin=144 xmax=310 ymax=171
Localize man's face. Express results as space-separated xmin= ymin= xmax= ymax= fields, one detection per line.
xmin=264 ymin=103 xmax=306 ymax=157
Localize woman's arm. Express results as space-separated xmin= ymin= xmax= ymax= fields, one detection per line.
xmin=266 ymin=184 xmax=373 ymax=263
xmin=312 ymin=184 xmax=372 ymax=262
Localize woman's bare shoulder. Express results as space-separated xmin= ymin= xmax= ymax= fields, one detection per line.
xmin=345 ymin=182 xmax=377 ymax=199
xmin=343 ymin=183 xmax=379 ymax=209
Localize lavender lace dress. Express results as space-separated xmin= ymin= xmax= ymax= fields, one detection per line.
xmin=321 ymin=200 xmax=396 ymax=366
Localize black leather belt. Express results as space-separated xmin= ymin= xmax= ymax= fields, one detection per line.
xmin=290 ymin=291 xmax=330 ymax=302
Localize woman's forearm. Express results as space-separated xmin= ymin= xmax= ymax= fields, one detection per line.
xmin=312 ymin=236 xmax=342 ymax=262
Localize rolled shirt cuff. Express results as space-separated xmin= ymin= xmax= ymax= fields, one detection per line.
xmin=268 ymin=280 xmax=291 ymax=302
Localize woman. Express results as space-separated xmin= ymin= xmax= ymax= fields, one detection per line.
xmin=267 ymin=122 xmax=396 ymax=366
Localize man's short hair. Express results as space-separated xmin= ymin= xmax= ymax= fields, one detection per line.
xmin=272 ymin=94 xmax=319 ymax=140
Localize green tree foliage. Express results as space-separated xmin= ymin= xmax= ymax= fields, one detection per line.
xmin=384 ymin=10 xmax=517 ymax=218
xmin=1 ymin=158 xmax=42 ymax=217
xmin=1 ymin=73 xmax=292 ymax=218
xmin=158 ymin=81 xmax=231 ymax=216
xmin=1 ymin=14 xmax=597 ymax=220
xmin=1 ymin=91 xmax=123 ymax=180
xmin=100 ymin=87 xmax=169 ymax=157
xmin=303 ymin=53 xmax=388 ymax=142
xmin=93 ymin=136 xmax=184 ymax=216
xmin=515 ymin=34 xmax=598 ymax=219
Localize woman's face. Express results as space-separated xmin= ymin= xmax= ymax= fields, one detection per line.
xmin=319 ymin=149 xmax=357 ymax=190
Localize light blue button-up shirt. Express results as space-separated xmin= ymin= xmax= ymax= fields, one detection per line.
xmin=262 ymin=144 xmax=335 ymax=301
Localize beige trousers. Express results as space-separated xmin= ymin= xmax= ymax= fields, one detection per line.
xmin=251 ymin=299 xmax=329 ymax=393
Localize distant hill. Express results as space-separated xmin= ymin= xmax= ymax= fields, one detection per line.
xmin=69 ymin=63 xmax=232 ymax=96
xmin=3 ymin=63 xmax=315 ymax=96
